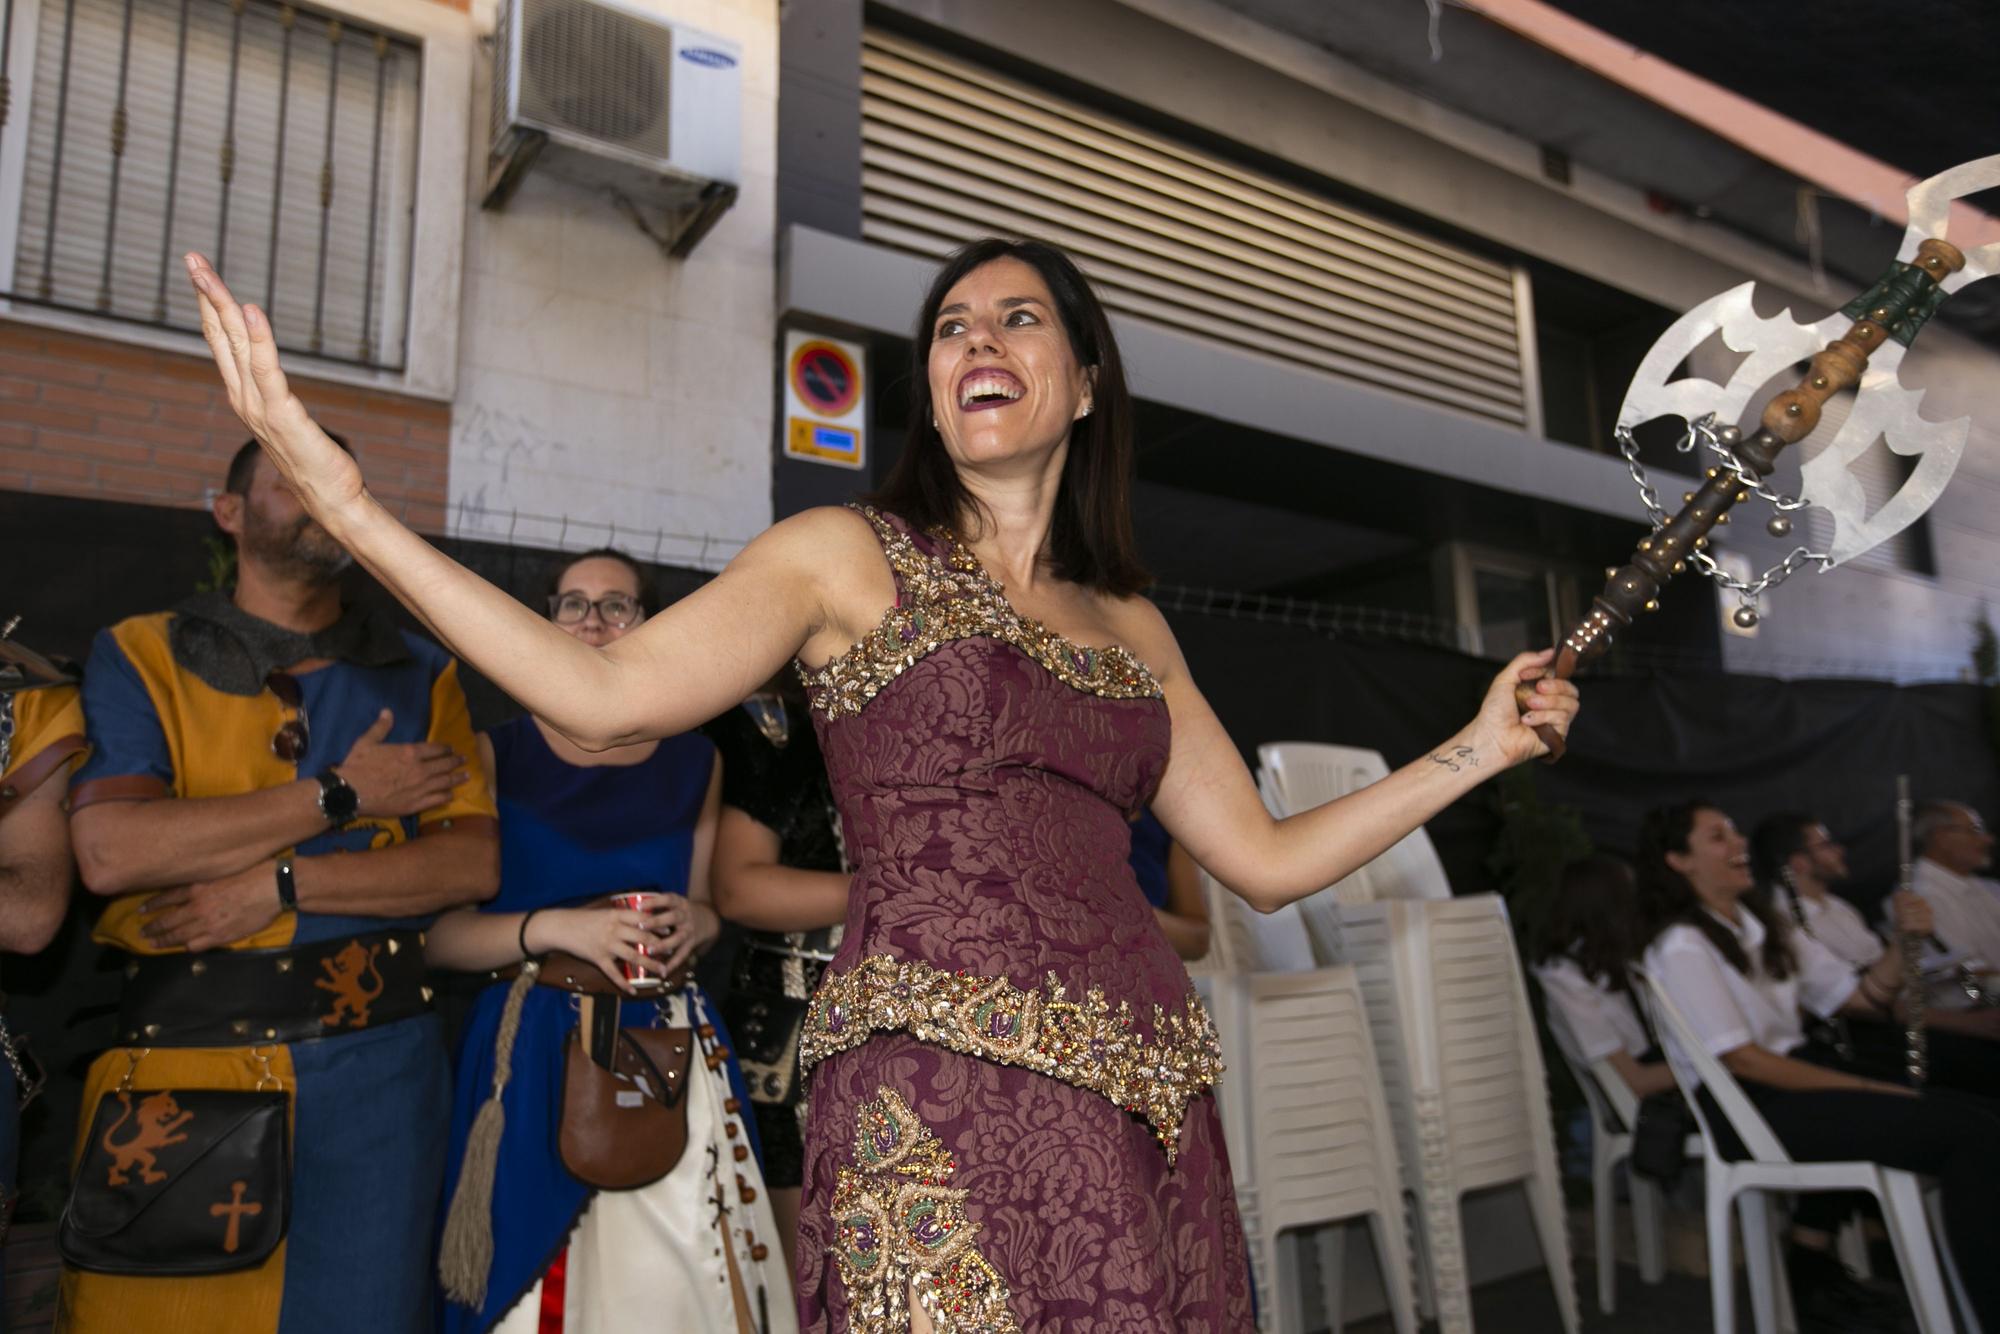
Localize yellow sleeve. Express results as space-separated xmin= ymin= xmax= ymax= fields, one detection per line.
xmin=418 ymin=659 xmax=496 ymax=835
xmin=1 ymin=684 xmax=88 ymax=816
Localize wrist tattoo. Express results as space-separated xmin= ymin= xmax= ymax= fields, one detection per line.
xmin=1428 ymin=745 xmax=1480 ymax=773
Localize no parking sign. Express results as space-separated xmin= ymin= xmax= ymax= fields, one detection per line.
xmin=784 ymin=330 xmax=866 ymax=469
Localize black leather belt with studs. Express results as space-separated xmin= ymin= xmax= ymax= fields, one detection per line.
xmin=114 ymin=928 xmax=432 ymax=1047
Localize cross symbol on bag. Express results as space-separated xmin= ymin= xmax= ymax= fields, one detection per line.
xmin=209 ymin=1180 xmax=263 ymax=1254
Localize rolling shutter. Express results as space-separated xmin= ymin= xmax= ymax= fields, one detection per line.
xmin=861 ymin=29 xmax=1528 ymax=427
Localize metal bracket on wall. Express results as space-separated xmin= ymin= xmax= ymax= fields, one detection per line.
xmin=482 ymin=127 xmax=737 ymax=260
xmin=610 ymin=179 xmax=740 ymax=259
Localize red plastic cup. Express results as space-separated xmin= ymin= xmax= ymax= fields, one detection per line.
xmin=608 ymin=890 xmax=664 ymax=989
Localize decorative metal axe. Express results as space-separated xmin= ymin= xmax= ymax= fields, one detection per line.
xmin=1523 ymin=154 xmax=2000 ymax=760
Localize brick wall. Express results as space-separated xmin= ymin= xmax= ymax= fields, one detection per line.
xmin=0 ymin=320 xmax=450 ymax=532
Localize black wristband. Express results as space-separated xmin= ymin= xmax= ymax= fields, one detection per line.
xmin=275 ymin=857 xmax=298 ymax=912
xmin=518 ymin=909 xmax=540 ymax=961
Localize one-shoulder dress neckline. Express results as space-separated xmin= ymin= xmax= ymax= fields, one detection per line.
xmin=798 ymin=505 xmax=1165 ymax=722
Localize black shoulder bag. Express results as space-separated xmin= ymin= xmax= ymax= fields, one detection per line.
xmin=58 ymin=1049 xmax=290 ymax=1275
xmin=1624 ymin=986 xmax=1696 ymax=1187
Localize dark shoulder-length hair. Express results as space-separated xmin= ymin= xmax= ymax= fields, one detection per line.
xmin=868 ymin=237 xmax=1149 ymax=597
xmin=1637 ymin=800 xmax=1795 ymax=981
xmin=1530 ymin=853 xmax=1643 ymax=993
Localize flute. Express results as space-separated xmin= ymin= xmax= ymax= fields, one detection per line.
xmin=1896 ymin=775 xmax=1928 ymax=1087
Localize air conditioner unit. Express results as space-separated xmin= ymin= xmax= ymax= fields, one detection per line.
xmin=485 ymin=0 xmax=741 ymax=256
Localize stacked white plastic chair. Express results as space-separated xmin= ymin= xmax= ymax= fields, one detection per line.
xmin=1198 ymin=789 xmax=1418 ymax=1332
xmin=1256 ymin=743 xmax=1578 ymax=1334
xmin=1326 ymin=894 xmax=1580 ymax=1334
xmin=1256 ymin=744 xmax=1452 ymax=908
xmin=1641 ymin=974 xmax=1979 ymax=1334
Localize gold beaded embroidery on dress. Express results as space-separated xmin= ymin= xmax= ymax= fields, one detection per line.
xmin=802 ymin=956 xmax=1224 ymax=1165
xmin=832 ymin=1087 xmax=1020 ymax=1334
xmin=797 ymin=507 xmax=1163 ymax=720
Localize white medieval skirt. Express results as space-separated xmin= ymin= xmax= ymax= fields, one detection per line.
xmin=445 ymin=984 xmax=797 ymax=1334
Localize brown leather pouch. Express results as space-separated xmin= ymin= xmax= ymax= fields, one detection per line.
xmin=557 ymin=994 xmax=694 ymax=1190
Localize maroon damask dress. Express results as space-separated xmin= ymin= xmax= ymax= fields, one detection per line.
xmin=791 ymin=508 xmax=1250 ymax=1332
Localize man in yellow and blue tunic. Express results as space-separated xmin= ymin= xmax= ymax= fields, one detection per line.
xmin=1 ymin=637 xmax=89 ymax=1311
xmin=62 ymin=439 xmax=499 ymax=1334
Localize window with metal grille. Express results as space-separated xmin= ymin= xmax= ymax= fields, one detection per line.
xmin=860 ymin=29 xmax=1530 ymax=428
xmin=4 ymin=0 xmax=422 ymax=372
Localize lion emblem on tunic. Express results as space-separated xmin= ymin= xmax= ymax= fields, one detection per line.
xmin=102 ymin=1090 xmax=194 ymax=1186
xmin=316 ymin=940 xmax=385 ymax=1028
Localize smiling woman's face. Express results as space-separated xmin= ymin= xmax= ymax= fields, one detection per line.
xmin=1667 ymin=806 xmax=1754 ymax=901
xmin=926 ymin=256 xmax=1093 ymax=473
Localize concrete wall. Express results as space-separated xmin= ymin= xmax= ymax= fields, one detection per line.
xmin=448 ymin=0 xmax=781 ymax=572
xmin=872 ymin=0 xmax=2000 ymax=681
xmin=1719 ymin=334 xmax=2000 ymax=680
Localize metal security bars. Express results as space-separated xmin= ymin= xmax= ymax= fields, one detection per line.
xmin=5 ymin=0 xmax=421 ymax=371
xmin=861 ymin=30 xmax=1530 ymax=428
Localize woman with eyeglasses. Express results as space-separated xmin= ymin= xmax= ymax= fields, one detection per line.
xmin=424 ymin=548 xmax=795 ymax=1334
xmin=181 ymin=240 xmax=1577 ymax=1332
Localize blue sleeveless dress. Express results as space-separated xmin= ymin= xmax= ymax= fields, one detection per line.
xmin=440 ymin=717 xmax=789 ymax=1334
xmin=1127 ymin=807 xmax=1174 ymax=910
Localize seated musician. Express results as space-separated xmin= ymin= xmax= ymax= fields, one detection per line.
xmin=1753 ymin=810 xmax=2000 ymax=1096
xmin=1640 ymin=800 xmax=2000 ymax=1333
xmin=1527 ymin=853 xmax=1673 ymax=1103
xmin=1911 ymin=800 xmax=2000 ymax=971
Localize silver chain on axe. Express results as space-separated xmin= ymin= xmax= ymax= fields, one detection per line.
xmin=1615 ymin=413 xmax=1836 ymax=617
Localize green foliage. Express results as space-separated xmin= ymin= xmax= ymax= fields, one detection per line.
xmin=1974 ymin=612 xmax=2000 ymax=761
xmin=195 ymin=534 xmax=237 ymax=593
xmin=1488 ymin=765 xmax=1595 ymax=1147
xmin=1487 ymin=765 xmax=1593 ymax=954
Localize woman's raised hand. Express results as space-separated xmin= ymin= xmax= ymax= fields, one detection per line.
xmin=184 ymin=253 xmax=367 ymax=521
xmin=1472 ymin=649 xmax=1582 ymax=767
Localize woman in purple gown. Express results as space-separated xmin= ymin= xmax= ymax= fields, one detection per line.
xmin=178 ymin=238 xmax=1580 ymax=1332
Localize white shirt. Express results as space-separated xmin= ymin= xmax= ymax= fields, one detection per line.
xmin=1644 ymin=907 xmax=1859 ymax=1072
xmin=1533 ymin=956 xmax=1650 ymax=1063
xmin=1912 ymin=858 xmax=2000 ymax=971
xmin=1772 ymin=885 xmax=1885 ymax=968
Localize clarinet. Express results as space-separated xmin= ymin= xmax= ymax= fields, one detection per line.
xmin=1896 ymin=775 xmax=1928 ymax=1087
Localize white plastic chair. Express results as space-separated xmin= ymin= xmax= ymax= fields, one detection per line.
xmin=1194 ymin=776 xmax=1322 ymax=979
xmin=1327 ymin=896 xmax=1579 ymax=1334
xmin=1257 ymin=742 xmax=1452 ymax=906
xmin=1200 ymin=864 xmax=1316 ymax=977
xmin=1209 ymin=965 xmax=1421 ymax=1334
xmin=1540 ymin=999 xmax=1686 ymax=1314
xmin=1640 ymin=973 xmax=1979 ymax=1334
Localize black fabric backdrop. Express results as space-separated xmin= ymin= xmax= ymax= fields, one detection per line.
xmin=1164 ymin=609 xmax=2000 ymax=914
xmin=5 ymin=489 xmax=1997 ymax=1219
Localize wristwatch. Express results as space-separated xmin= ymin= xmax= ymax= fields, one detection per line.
xmin=313 ymin=768 xmax=359 ymax=826
xmin=274 ymin=857 xmax=299 ymax=912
